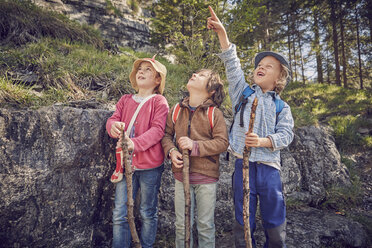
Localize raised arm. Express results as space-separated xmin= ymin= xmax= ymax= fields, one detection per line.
xmin=207 ymin=6 xmax=230 ymax=50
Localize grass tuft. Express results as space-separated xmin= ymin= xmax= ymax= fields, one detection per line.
xmin=282 ymin=82 xmax=372 ymax=150
xmin=0 ymin=0 xmax=103 ymax=48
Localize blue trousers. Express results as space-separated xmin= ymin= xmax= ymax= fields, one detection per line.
xmin=233 ymin=159 xmax=287 ymax=248
xmin=112 ymin=164 xmax=164 ymax=248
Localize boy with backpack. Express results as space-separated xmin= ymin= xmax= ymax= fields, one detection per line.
xmin=161 ymin=69 xmax=228 ymax=247
xmin=207 ymin=6 xmax=294 ymax=248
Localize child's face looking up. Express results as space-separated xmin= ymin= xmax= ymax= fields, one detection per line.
xmin=136 ymin=61 xmax=160 ymax=91
xmin=253 ymin=56 xmax=281 ymax=92
xmin=187 ymin=69 xmax=211 ymax=93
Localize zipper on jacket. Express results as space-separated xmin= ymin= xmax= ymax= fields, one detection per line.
xmin=187 ymin=108 xmax=194 ymax=137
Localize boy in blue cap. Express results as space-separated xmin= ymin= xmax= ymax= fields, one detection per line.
xmin=207 ymin=6 xmax=294 ymax=248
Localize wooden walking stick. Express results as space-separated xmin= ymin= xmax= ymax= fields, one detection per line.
xmin=121 ymin=130 xmax=142 ymax=248
xmin=182 ymin=149 xmax=191 ymax=248
xmin=243 ymin=97 xmax=258 ymax=248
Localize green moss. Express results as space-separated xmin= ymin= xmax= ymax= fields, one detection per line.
xmin=0 ymin=0 xmax=103 ymax=48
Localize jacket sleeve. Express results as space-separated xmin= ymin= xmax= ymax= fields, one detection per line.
xmin=218 ymin=43 xmax=249 ymax=110
xmin=197 ymin=108 xmax=229 ymax=157
xmin=106 ymin=95 xmax=126 ymax=138
xmin=161 ymin=105 xmax=177 ymax=157
xmin=131 ymin=96 xmax=169 ymax=153
xmin=267 ymin=103 xmax=294 ymax=151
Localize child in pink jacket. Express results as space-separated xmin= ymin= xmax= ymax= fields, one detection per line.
xmin=106 ymin=56 xmax=169 ymax=248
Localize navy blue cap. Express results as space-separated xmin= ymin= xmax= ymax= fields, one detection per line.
xmin=254 ymin=51 xmax=292 ymax=85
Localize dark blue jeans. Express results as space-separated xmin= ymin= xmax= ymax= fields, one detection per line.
xmin=233 ymin=159 xmax=287 ymax=248
xmin=112 ymin=164 xmax=164 ymax=248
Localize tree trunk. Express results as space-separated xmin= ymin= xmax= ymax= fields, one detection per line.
xmin=243 ymin=97 xmax=258 ymax=248
xmin=298 ymin=36 xmax=306 ymax=84
xmin=326 ymin=50 xmax=331 ymax=84
xmin=339 ymin=7 xmax=347 ymax=88
xmin=355 ymin=6 xmax=363 ymax=89
xmin=122 ymin=130 xmax=141 ymax=248
xmin=183 ymin=149 xmax=191 ymax=248
xmin=292 ymin=22 xmax=297 ymax=82
xmin=313 ymin=9 xmax=324 ymax=83
xmin=367 ymin=0 xmax=372 ymax=42
xmin=287 ymin=13 xmax=292 ymax=70
xmin=330 ymin=0 xmax=341 ymax=86
xmin=263 ymin=2 xmax=270 ymax=50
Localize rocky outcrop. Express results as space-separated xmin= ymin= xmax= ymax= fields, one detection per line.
xmin=0 ymin=106 xmax=116 ymax=247
xmin=33 ymin=0 xmax=153 ymax=51
xmin=245 ymin=207 xmax=368 ymax=248
xmin=0 ymin=106 xmax=366 ymax=247
xmin=282 ymin=125 xmax=351 ymax=205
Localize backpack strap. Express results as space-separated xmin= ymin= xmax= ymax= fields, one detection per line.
xmin=235 ymin=86 xmax=255 ymax=113
xmin=172 ymin=103 xmax=181 ymax=124
xmin=274 ymin=98 xmax=285 ymax=123
xmin=274 ymin=98 xmax=285 ymax=113
xmin=231 ymin=85 xmax=255 ymax=130
xmin=229 ymin=87 xmax=286 ymax=133
xmin=207 ymin=106 xmax=215 ymax=130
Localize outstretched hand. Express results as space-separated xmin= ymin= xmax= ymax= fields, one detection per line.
xmin=206 ymin=6 xmax=230 ymax=50
xmin=207 ymin=6 xmax=225 ymax=33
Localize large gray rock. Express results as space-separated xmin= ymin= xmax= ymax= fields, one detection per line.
xmin=0 ymin=106 xmax=116 ymax=247
xmin=282 ymin=125 xmax=351 ymax=205
xmin=0 ymin=107 xmax=365 ymax=247
xmin=33 ymin=0 xmax=153 ymax=51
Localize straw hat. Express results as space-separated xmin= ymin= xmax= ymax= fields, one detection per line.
xmin=129 ymin=55 xmax=167 ymax=95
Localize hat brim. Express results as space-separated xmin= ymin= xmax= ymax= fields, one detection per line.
xmin=129 ymin=58 xmax=167 ymax=95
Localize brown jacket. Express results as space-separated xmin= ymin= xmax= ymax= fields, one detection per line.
xmin=161 ymin=97 xmax=229 ymax=179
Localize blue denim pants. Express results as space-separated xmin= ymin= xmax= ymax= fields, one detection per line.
xmin=112 ymin=164 xmax=164 ymax=248
xmin=174 ymin=180 xmax=217 ymax=248
xmin=233 ymin=159 xmax=287 ymax=248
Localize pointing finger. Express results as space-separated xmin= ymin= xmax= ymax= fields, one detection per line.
xmin=208 ymin=6 xmax=218 ymax=19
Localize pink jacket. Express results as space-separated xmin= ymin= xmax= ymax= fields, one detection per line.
xmin=106 ymin=94 xmax=169 ymax=170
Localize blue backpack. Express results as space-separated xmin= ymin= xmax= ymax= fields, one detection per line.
xmin=231 ymin=85 xmax=285 ymax=130
xmin=226 ymin=85 xmax=285 ymax=161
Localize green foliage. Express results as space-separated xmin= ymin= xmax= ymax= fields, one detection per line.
xmin=0 ymin=36 xmax=193 ymax=108
xmin=282 ymin=82 xmax=372 ymax=150
xmin=0 ymin=75 xmax=36 ymax=106
xmin=227 ymin=0 xmax=265 ymax=48
xmin=150 ymin=0 xmax=224 ymax=70
xmin=0 ymin=0 xmax=103 ymax=48
xmin=0 ymin=38 xmax=133 ymax=107
xmin=328 ymin=115 xmax=371 ymax=151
